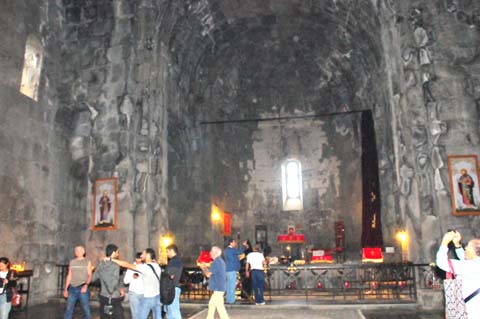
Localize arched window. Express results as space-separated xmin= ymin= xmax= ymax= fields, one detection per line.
xmin=20 ymin=35 xmax=43 ymax=101
xmin=281 ymin=159 xmax=303 ymax=211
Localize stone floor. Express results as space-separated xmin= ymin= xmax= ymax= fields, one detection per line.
xmin=10 ymin=302 xmax=204 ymax=319
xmin=10 ymin=302 xmax=444 ymax=319
xmin=362 ymin=309 xmax=444 ymax=319
xmin=190 ymin=304 xmax=445 ymax=319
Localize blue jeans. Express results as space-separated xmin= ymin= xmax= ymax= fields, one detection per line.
xmin=166 ymin=287 xmax=182 ymax=319
xmin=251 ymin=270 xmax=265 ymax=304
xmin=64 ymin=285 xmax=90 ymax=319
xmin=225 ymin=271 xmax=237 ymax=304
xmin=138 ymin=295 xmax=162 ymax=319
xmin=0 ymin=293 xmax=11 ymax=319
xmin=128 ymin=291 xmax=143 ymax=319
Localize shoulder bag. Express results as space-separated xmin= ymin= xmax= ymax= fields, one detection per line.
xmin=444 ymin=259 xmax=468 ymax=319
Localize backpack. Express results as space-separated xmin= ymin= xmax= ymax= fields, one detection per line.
xmin=147 ymin=264 xmax=176 ymax=305
xmin=160 ymin=271 xmax=176 ymax=305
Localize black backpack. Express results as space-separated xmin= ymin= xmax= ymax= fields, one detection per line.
xmin=160 ymin=272 xmax=176 ymax=305
xmin=147 ymin=264 xmax=176 ymax=305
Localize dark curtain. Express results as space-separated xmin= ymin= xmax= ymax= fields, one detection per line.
xmin=361 ymin=110 xmax=383 ymax=248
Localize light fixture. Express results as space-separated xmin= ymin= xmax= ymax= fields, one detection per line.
xmin=396 ymin=231 xmax=408 ymax=243
xmin=396 ymin=230 xmax=408 ymax=262
xmin=160 ymin=234 xmax=174 ymax=248
xmin=211 ymin=204 xmax=222 ymax=223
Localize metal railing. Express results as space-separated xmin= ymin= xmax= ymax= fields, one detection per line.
xmin=57 ymin=263 xmax=442 ymax=304
xmin=266 ymin=263 xmax=417 ymax=303
xmin=179 ymin=263 xmax=441 ymax=304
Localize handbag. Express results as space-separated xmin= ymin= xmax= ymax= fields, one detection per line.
xmin=444 ymin=259 xmax=468 ymax=319
xmin=10 ymin=288 xmax=22 ymax=307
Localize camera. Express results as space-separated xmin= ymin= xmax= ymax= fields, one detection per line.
xmin=103 ymin=304 xmax=114 ymax=315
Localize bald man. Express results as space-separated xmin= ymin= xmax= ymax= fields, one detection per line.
xmin=199 ymin=246 xmax=230 ymax=319
xmin=436 ymin=231 xmax=480 ymax=318
xmin=63 ymin=246 xmax=92 ymax=319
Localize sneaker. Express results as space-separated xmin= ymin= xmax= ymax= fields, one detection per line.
xmin=255 ymin=302 xmax=266 ymax=305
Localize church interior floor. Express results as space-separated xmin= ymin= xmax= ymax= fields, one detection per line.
xmin=10 ymin=302 xmax=204 ymax=319
xmin=10 ymin=301 xmax=444 ymax=319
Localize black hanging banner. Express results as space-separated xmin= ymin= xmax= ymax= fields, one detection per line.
xmin=361 ymin=110 xmax=383 ymax=248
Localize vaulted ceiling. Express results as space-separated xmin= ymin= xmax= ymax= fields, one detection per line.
xmin=163 ymin=0 xmax=384 ymax=120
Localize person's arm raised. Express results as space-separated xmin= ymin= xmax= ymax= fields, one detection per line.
xmin=111 ymin=258 xmax=138 ymax=271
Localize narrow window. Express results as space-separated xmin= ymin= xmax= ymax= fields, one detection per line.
xmin=20 ymin=35 xmax=43 ymax=101
xmin=282 ymin=159 xmax=303 ymax=211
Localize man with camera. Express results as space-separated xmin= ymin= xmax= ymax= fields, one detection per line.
xmin=436 ymin=230 xmax=480 ymax=318
xmin=92 ymin=244 xmax=125 ymax=319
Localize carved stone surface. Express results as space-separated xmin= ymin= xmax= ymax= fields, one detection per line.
xmin=1 ymin=0 xmax=480 ymax=309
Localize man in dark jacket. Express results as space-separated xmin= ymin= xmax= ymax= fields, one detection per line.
xmin=165 ymin=244 xmax=183 ymax=319
xmin=92 ymin=244 xmax=125 ymax=319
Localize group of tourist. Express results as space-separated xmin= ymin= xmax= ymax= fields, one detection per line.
xmin=61 ymin=238 xmax=268 ymax=319
xmin=63 ymin=243 xmax=183 ymax=319
xmin=0 ymin=230 xmax=478 ymax=318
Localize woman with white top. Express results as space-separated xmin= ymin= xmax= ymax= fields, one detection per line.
xmin=436 ymin=230 xmax=480 ymax=318
xmin=124 ymin=252 xmax=145 ymax=319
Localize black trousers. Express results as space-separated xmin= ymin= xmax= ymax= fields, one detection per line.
xmin=99 ymin=295 xmax=124 ymax=319
xmin=241 ymin=272 xmax=252 ymax=299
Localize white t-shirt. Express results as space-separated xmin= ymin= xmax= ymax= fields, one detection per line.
xmin=124 ymin=262 xmax=144 ymax=294
xmin=137 ymin=263 xmax=161 ymax=298
xmin=246 ymin=252 xmax=265 ymax=271
xmin=0 ymin=271 xmax=7 ymax=294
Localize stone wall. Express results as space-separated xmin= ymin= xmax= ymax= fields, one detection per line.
xmin=60 ymin=0 xmax=171 ymax=262
xmin=378 ymin=0 xmax=480 ymax=263
xmin=167 ymin=0 xmax=388 ymax=264
xmin=244 ymin=116 xmax=363 ymax=257
xmin=0 ymin=0 xmax=82 ymax=303
xmin=166 ymin=0 xmax=480 ymax=269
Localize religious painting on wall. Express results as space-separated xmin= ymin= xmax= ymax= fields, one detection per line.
xmin=93 ymin=177 xmax=118 ymax=230
xmin=448 ymin=155 xmax=480 ymax=216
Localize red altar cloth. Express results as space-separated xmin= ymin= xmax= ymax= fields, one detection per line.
xmin=310 ymin=249 xmax=333 ymax=263
xmin=362 ymin=247 xmax=384 ymax=263
xmin=277 ymin=234 xmax=305 ymax=243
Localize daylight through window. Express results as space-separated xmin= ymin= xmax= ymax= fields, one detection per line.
xmin=20 ymin=35 xmax=43 ymax=101
xmin=282 ymin=159 xmax=303 ymax=211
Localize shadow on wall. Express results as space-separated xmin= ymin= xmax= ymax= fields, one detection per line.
xmin=0 ymin=175 xmax=36 ymax=260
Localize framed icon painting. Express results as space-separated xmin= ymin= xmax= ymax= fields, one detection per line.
xmin=93 ymin=177 xmax=118 ymax=230
xmin=447 ymin=155 xmax=480 ymax=216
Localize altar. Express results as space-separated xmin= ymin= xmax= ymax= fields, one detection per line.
xmin=276 ymin=227 xmax=334 ymax=264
